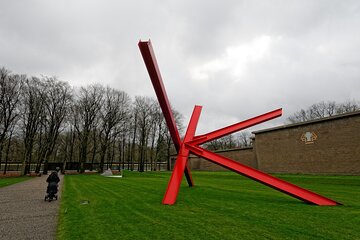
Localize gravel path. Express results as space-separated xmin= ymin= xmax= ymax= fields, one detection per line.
xmin=0 ymin=174 xmax=64 ymax=240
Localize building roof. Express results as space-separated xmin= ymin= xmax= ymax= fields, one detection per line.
xmin=253 ymin=110 xmax=360 ymax=134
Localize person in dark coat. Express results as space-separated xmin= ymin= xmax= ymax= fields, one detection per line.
xmin=46 ymin=171 xmax=60 ymax=196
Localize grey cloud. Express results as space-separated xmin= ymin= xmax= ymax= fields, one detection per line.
xmin=0 ymin=0 xmax=359 ymax=133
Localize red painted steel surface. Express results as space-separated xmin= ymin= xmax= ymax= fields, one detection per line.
xmin=138 ymin=40 xmax=341 ymax=206
xmin=185 ymin=144 xmax=340 ymax=206
xmin=162 ymin=106 xmax=202 ymax=204
xmin=139 ymin=40 xmax=194 ymax=187
xmin=190 ymin=108 xmax=282 ymax=145
xmin=138 ymin=40 xmax=181 ymax=150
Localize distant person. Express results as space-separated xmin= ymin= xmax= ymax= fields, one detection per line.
xmin=47 ymin=171 xmax=60 ymax=184
xmin=46 ymin=171 xmax=60 ymax=200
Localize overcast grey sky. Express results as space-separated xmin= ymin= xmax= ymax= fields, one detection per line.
xmin=1 ymin=0 xmax=359 ymax=134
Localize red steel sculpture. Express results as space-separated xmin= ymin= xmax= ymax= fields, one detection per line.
xmin=138 ymin=40 xmax=341 ymax=206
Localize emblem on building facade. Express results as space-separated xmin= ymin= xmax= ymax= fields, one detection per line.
xmin=301 ymin=131 xmax=317 ymax=144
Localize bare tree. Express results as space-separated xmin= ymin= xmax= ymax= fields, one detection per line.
xmin=204 ymin=131 xmax=252 ymax=151
xmin=3 ymin=123 xmax=16 ymax=174
xmin=34 ymin=77 xmax=72 ymax=173
xmin=73 ymin=85 xmax=104 ymax=173
xmin=129 ymin=108 xmax=137 ymax=171
xmin=89 ymin=123 xmax=99 ymax=171
xmin=153 ymin=107 xmax=167 ymax=171
xmin=118 ymin=116 xmax=131 ymax=170
xmin=20 ymin=77 xmax=45 ymax=175
xmin=288 ymin=100 xmax=359 ymax=123
xmin=61 ymin=124 xmax=76 ymax=173
xmin=133 ymin=96 xmax=154 ymax=172
xmin=238 ymin=131 xmax=252 ymax=147
xmin=324 ymin=101 xmax=337 ymax=116
xmin=336 ymin=100 xmax=360 ymax=114
xmin=204 ymin=135 xmax=236 ymax=151
xmin=148 ymin=102 xmax=162 ymax=171
xmin=287 ymin=109 xmax=309 ymax=123
xmin=0 ymin=68 xmax=23 ymax=170
xmin=98 ymin=87 xmax=131 ymax=172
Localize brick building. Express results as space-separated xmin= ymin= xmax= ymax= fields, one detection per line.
xmin=186 ymin=110 xmax=360 ymax=175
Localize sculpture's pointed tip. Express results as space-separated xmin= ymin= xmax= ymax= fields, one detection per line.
xmin=138 ymin=39 xmax=151 ymax=44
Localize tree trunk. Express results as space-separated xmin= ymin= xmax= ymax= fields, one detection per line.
xmin=122 ymin=137 xmax=126 ymax=170
xmin=63 ymin=129 xmax=75 ymax=174
xmin=3 ymin=131 xmax=13 ymax=174
xmin=79 ymin=135 xmax=88 ymax=173
xmin=150 ymin=131 xmax=156 ymax=171
xmin=111 ymin=137 xmax=116 ymax=168
xmin=127 ymin=140 xmax=131 ymax=170
xmin=0 ymin=142 xmax=4 ymax=171
xmin=166 ymin=138 xmax=171 ymax=171
xmin=90 ymin=130 xmax=97 ymax=171
xmin=22 ymin=136 xmax=34 ymax=175
xmin=99 ymin=132 xmax=109 ymax=173
xmin=130 ymin=115 xmax=137 ymax=171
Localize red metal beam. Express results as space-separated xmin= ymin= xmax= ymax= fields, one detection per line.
xmin=138 ymin=40 xmax=194 ymax=186
xmin=138 ymin=40 xmax=181 ymax=150
xmin=190 ymin=108 xmax=282 ymax=145
xmin=163 ymin=106 xmax=202 ymax=205
xmin=185 ymin=144 xmax=341 ymax=206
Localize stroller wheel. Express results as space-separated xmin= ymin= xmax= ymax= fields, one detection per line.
xmin=55 ymin=196 xmax=58 ymax=200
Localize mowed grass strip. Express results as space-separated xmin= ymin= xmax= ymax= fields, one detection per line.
xmin=0 ymin=176 xmax=31 ymax=188
xmin=57 ymin=171 xmax=360 ymax=240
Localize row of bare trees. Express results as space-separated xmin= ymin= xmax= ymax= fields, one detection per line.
xmin=0 ymin=67 xmax=183 ymax=174
xmin=3 ymin=66 xmax=356 ymax=174
xmin=287 ymin=100 xmax=360 ymax=123
xmin=204 ymin=132 xmax=252 ymax=151
xmin=0 ymin=69 xmax=24 ymax=174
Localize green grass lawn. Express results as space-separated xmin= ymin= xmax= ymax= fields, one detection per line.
xmin=0 ymin=176 xmax=31 ymax=188
xmin=57 ymin=171 xmax=360 ymax=240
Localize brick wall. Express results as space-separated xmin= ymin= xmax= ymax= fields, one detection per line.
xmin=254 ymin=112 xmax=360 ymax=175
xmin=170 ymin=111 xmax=360 ymax=175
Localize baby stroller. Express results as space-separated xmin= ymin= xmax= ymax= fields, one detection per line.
xmin=45 ymin=171 xmax=60 ymax=202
